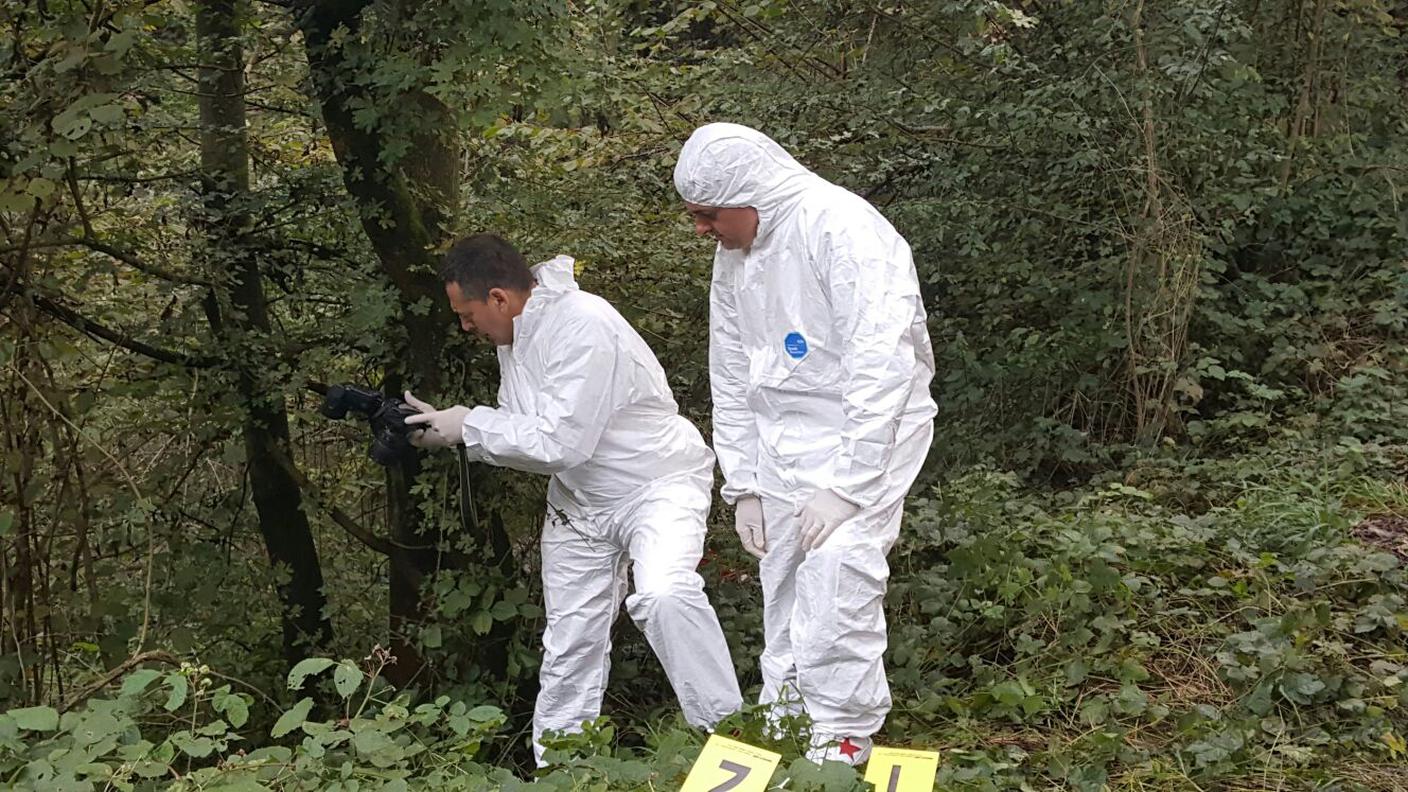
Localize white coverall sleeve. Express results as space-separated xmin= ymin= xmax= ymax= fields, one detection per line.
xmin=825 ymin=230 xmax=924 ymax=509
xmin=461 ymin=316 xmax=618 ymax=475
xmin=709 ymin=267 xmax=759 ymax=504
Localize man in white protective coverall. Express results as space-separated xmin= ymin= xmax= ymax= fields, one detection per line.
xmin=673 ymin=123 xmax=937 ymax=766
xmin=402 ymin=233 xmax=742 ymax=765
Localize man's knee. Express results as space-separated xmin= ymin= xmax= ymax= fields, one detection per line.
xmin=541 ymin=615 xmax=613 ymax=671
xmin=627 ymin=576 xmax=705 ymax=621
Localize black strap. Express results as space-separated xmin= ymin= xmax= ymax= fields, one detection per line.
xmin=455 ymin=445 xmax=480 ymax=534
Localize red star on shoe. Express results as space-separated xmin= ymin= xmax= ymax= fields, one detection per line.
xmin=838 ymin=738 xmax=862 ymax=759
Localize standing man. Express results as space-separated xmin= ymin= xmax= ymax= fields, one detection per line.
xmin=673 ymin=123 xmax=936 ymax=765
xmin=404 ymin=233 xmax=742 ymax=765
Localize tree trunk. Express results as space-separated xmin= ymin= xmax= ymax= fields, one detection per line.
xmin=293 ymin=0 xmax=458 ymax=686
xmin=293 ymin=0 xmax=524 ymax=690
xmin=196 ymin=0 xmax=333 ymax=665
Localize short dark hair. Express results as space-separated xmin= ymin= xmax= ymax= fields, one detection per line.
xmin=439 ymin=233 xmax=535 ymax=300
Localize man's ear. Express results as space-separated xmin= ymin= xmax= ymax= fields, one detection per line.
xmin=487 ymin=287 xmax=509 ymax=309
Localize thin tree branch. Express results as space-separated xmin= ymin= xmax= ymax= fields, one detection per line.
xmin=328 ymin=503 xmax=397 ymax=554
xmin=65 ymin=159 xmax=95 ymax=238
xmin=263 ymin=444 xmax=399 ymax=555
xmin=0 ymin=237 xmax=210 ymax=286
xmin=72 ymin=237 xmax=211 ymax=285
xmin=20 ymin=290 xmax=217 ymax=367
xmin=0 ymin=201 xmax=42 ymax=313
xmin=75 ymin=169 xmax=202 ymax=184
xmin=59 ymin=650 xmax=181 ymax=713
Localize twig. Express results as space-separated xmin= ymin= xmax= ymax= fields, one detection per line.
xmin=65 ymin=159 xmax=94 ymax=239
xmin=0 ymin=201 xmax=41 ymax=313
xmin=12 ymin=366 xmax=158 ymax=651
xmin=21 ymin=290 xmax=216 ymax=367
xmin=59 ymin=650 xmax=180 ymax=712
xmin=264 ymin=445 xmax=412 ymax=555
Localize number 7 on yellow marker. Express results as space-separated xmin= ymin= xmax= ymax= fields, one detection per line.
xmin=863 ymin=746 xmax=941 ymax=792
xmin=680 ymin=734 xmax=782 ymax=792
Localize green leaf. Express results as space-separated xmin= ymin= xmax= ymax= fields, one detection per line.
xmin=72 ymin=711 xmax=123 ymax=744
xmin=56 ymin=113 xmax=92 ymax=140
xmin=25 ymin=178 xmax=56 ymax=199
xmin=164 ymin=674 xmax=189 ymax=711
xmin=352 ymin=727 xmax=403 ymax=766
xmin=1064 ymin=659 xmax=1089 ymax=686
xmin=106 ymin=27 xmax=137 ymax=57
xmin=471 ymin=611 xmax=492 ymax=635
xmin=991 ymin=680 xmax=1026 ymax=706
xmin=0 ymin=191 xmax=32 ymax=212
xmin=9 ymin=706 xmax=59 ymax=731
xmin=1080 ymin=697 xmax=1110 ymax=726
xmin=334 ymin=661 xmax=362 ymax=699
xmin=89 ymin=104 xmax=125 ymax=125
xmin=1281 ymin=672 xmax=1327 ymax=704
xmin=271 ymin=697 xmax=313 ymax=738
xmin=171 ymin=730 xmax=216 ymax=758
xmin=287 ymin=657 xmax=334 ymax=691
xmin=120 ymin=669 xmax=162 ymax=698
xmin=214 ymin=690 xmax=249 ymax=728
xmin=48 ymin=139 xmax=79 ymax=158
xmin=467 ymin=705 xmax=501 ymax=722
xmin=422 ymin=624 xmax=442 ymax=649
xmin=132 ymin=760 xmax=168 ymax=779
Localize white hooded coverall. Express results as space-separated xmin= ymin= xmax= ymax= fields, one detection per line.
xmin=674 ymin=123 xmax=937 ymax=740
xmin=457 ymin=256 xmax=742 ymax=763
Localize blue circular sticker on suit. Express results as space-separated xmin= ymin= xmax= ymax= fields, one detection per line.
xmin=784 ymin=332 xmax=808 ymax=359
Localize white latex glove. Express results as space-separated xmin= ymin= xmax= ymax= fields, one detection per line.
xmin=402 ymin=391 xmax=469 ymax=449
xmin=795 ymin=489 xmax=860 ymax=551
xmin=734 ymin=495 xmax=766 ymax=559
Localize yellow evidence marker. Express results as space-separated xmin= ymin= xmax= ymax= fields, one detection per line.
xmin=863 ymin=746 xmax=941 ymax=792
xmin=680 ymin=734 xmax=783 ymax=792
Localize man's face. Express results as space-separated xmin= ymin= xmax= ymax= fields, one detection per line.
xmin=446 ymin=281 xmax=521 ymax=346
xmin=685 ymin=202 xmax=759 ymax=251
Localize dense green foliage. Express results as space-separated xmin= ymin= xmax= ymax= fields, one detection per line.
xmin=2 ymin=0 xmax=1406 ymax=789
xmin=2 ymin=446 xmax=1406 ymax=789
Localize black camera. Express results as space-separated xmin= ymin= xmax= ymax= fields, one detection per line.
xmin=320 ymin=384 xmax=421 ymax=466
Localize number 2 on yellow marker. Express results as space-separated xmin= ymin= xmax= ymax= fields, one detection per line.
xmin=680 ymin=735 xmax=782 ymax=792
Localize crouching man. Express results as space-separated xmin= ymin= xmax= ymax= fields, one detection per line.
xmin=405 ymin=234 xmax=743 ymax=764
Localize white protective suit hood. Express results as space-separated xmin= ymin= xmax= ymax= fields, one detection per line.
xmin=512 ymin=254 xmax=576 ymax=339
xmin=674 ymin=122 xmax=825 ymax=245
